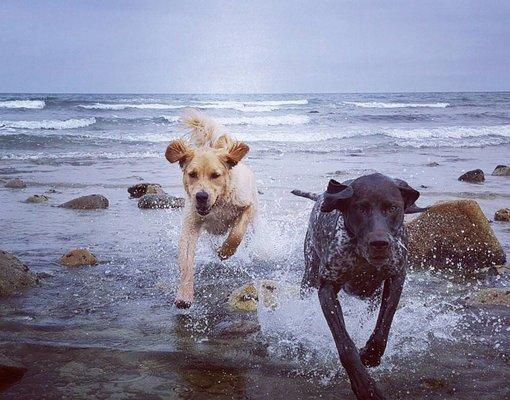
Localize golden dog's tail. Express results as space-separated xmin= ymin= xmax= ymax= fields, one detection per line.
xmin=182 ymin=108 xmax=227 ymax=148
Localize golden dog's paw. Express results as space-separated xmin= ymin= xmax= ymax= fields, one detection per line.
xmin=217 ymin=246 xmax=235 ymax=260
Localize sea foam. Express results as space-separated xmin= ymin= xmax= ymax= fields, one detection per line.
xmin=78 ymin=103 xmax=186 ymax=110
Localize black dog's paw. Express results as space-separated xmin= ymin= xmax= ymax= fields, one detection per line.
xmin=174 ymin=300 xmax=192 ymax=309
xmin=359 ymin=346 xmax=382 ymax=368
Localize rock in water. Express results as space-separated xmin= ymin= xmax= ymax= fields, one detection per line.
xmin=58 ymin=194 xmax=109 ymax=209
xmin=458 ymin=169 xmax=485 ymax=183
xmin=260 ymin=280 xmax=278 ymax=309
xmin=466 ymin=288 xmax=510 ymax=307
xmin=0 ymin=354 xmax=27 ymax=388
xmin=406 ymin=200 xmax=506 ymax=271
xmin=492 ymin=165 xmax=510 ymax=176
xmin=137 ymin=194 xmax=185 ymax=209
xmin=228 ymin=283 xmax=258 ymax=312
xmin=60 ymin=249 xmax=97 ymax=267
xmin=5 ymin=178 xmax=26 ymax=189
xmin=26 ymin=194 xmax=50 ymax=203
xmin=128 ymin=183 xmax=164 ymax=198
xmin=0 ymin=250 xmax=38 ymax=297
xmin=494 ymin=208 xmax=510 ymax=222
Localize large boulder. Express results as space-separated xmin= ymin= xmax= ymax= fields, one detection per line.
xmin=494 ymin=208 xmax=510 ymax=222
xmin=59 ymin=194 xmax=109 ymax=210
xmin=5 ymin=178 xmax=26 ymax=189
xmin=492 ymin=165 xmax=510 ymax=176
xmin=458 ymin=169 xmax=485 ymax=183
xmin=128 ymin=183 xmax=164 ymax=198
xmin=60 ymin=248 xmax=97 ymax=267
xmin=466 ymin=288 xmax=510 ymax=307
xmin=137 ymin=194 xmax=185 ymax=209
xmin=0 ymin=354 xmax=27 ymax=388
xmin=406 ymin=200 xmax=506 ymax=271
xmin=0 ymin=250 xmax=38 ymax=297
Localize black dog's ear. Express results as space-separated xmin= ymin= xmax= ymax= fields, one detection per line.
xmin=394 ymin=179 xmax=420 ymax=213
xmin=326 ymin=179 xmax=349 ymax=194
xmin=321 ymin=181 xmax=354 ymax=213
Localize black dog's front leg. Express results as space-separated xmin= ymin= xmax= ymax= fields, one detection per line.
xmin=360 ymin=272 xmax=405 ymax=367
xmin=318 ymin=281 xmax=387 ymax=400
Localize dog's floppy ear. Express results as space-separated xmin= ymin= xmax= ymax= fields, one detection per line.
xmin=394 ymin=178 xmax=420 ymax=213
xmin=321 ymin=179 xmax=354 ymax=212
xmin=221 ymin=141 xmax=249 ymax=168
xmin=165 ymin=139 xmax=193 ymax=167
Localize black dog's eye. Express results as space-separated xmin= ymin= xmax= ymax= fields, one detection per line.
xmin=211 ymin=172 xmax=220 ymax=179
xmin=188 ymin=171 xmax=198 ymax=179
xmin=387 ymin=205 xmax=399 ymax=213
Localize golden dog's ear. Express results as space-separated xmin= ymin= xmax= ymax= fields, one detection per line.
xmin=221 ymin=141 xmax=249 ymax=168
xmin=165 ymin=139 xmax=193 ymax=167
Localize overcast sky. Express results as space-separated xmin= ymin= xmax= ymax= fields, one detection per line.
xmin=1 ymin=0 xmax=509 ymax=93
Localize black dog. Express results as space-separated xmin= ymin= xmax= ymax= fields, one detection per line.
xmin=292 ymin=173 xmax=426 ymax=400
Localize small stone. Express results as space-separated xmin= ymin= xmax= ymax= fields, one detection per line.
xmin=59 ymin=194 xmax=109 ymax=210
xmin=60 ymin=249 xmax=97 ymax=267
xmin=308 ymin=110 xmax=319 ymax=114
xmin=228 ymin=283 xmax=258 ymax=312
xmin=128 ymin=183 xmax=164 ymax=198
xmin=420 ymin=378 xmax=446 ymax=389
xmin=26 ymin=194 xmax=50 ymax=203
xmin=137 ymin=194 xmax=185 ymax=209
xmin=458 ymin=169 xmax=485 ymax=183
xmin=494 ymin=208 xmax=510 ymax=222
xmin=466 ymin=288 xmax=510 ymax=307
xmin=492 ymin=165 xmax=510 ymax=176
xmin=5 ymin=178 xmax=26 ymax=189
xmin=426 ymin=162 xmax=440 ymax=167
xmin=260 ymin=280 xmax=278 ymax=309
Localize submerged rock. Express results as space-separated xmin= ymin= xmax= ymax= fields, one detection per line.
xmin=228 ymin=283 xmax=258 ymax=312
xmin=492 ymin=165 xmax=510 ymax=176
xmin=5 ymin=178 xmax=26 ymax=189
xmin=458 ymin=169 xmax=485 ymax=183
xmin=0 ymin=250 xmax=38 ymax=297
xmin=59 ymin=194 xmax=109 ymax=209
xmin=0 ymin=354 xmax=27 ymax=388
xmin=211 ymin=320 xmax=261 ymax=338
xmin=494 ymin=208 xmax=510 ymax=222
xmin=128 ymin=183 xmax=164 ymax=198
xmin=137 ymin=194 xmax=185 ymax=209
xmin=26 ymin=194 xmax=50 ymax=203
xmin=260 ymin=280 xmax=278 ymax=309
xmin=60 ymin=248 xmax=97 ymax=267
xmin=466 ymin=288 xmax=510 ymax=307
xmin=406 ymin=200 xmax=506 ymax=271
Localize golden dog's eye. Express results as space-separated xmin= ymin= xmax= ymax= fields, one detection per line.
xmin=188 ymin=171 xmax=198 ymax=179
xmin=211 ymin=172 xmax=221 ymax=179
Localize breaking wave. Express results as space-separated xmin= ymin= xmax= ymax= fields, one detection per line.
xmin=344 ymin=101 xmax=450 ymax=109
xmin=217 ymin=115 xmax=310 ymax=126
xmin=0 ymin=100 xmax=46 ymax=109
xmin=0 ymin=118 xmax=96 ymax=130
xmin=78 ymin=103 xmax=186 ymax=110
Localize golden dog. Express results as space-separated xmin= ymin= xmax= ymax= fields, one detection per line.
xmin=165 ymin=109 xmax=258 ymax=308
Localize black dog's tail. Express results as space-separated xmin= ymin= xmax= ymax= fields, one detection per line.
xmin=291 ymin=189 xmax=319 ymax=201
xmin=405 ymin=204 xmax=429 ymax=214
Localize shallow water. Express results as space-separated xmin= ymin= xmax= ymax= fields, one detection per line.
xmin=1 ymin=93 xmax=509 ymax=399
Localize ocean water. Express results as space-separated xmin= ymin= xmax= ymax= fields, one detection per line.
xmin=0 ymin=93 xmax=509 ymax=399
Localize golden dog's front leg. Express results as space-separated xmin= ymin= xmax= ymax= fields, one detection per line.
xmin=175 ymin=217 xmax=201 ymax=308
xmin=218 ymin=205 xmax=254 ymax=260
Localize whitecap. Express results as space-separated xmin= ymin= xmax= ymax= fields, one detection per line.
xmin=344 ymin=101 xmax=450 ymax=109
xmin=78 ymin=103 xmax=186 ymax=110
xmin=217 ymin=115 xmax=310 ymax=126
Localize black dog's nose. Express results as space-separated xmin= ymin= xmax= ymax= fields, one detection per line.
xmin=195 ymin=191 xmax=209 ymax=204
xmin=369 ymin=239 xmax=389 ymax=250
